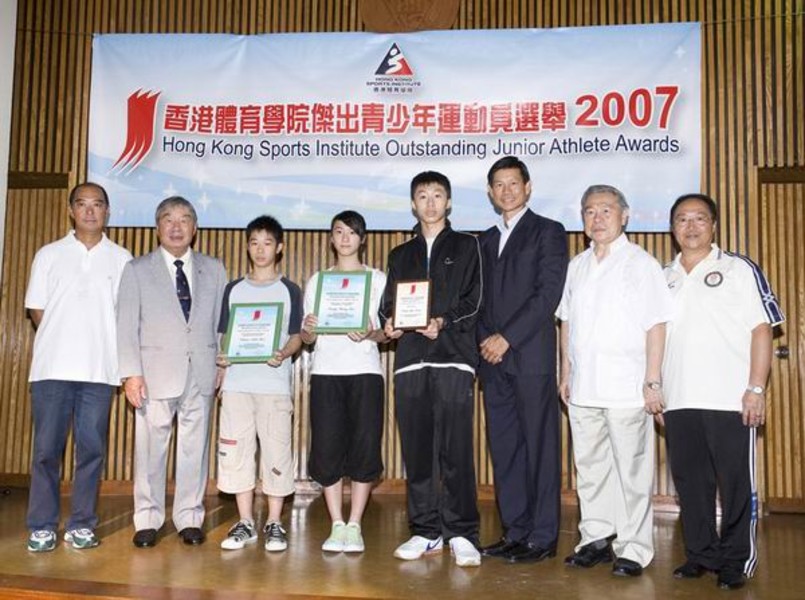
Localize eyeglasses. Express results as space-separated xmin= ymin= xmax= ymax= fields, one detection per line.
xmin=672 ymin=214 xmax=713 ymax=227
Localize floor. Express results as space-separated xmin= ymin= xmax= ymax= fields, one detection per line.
xmin=0 ymin=487 xmax=802 ymax=599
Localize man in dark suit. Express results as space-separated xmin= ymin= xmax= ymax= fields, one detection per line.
xmin=117 ymin=196 xmax=227 ymax=548
xmin=478 ymin=156 xmax=568 ymax=563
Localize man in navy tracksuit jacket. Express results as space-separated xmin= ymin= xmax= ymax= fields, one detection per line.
xmin=381 ymin=171 xmax=483 ymax=567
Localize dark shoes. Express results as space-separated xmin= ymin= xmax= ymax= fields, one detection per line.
xmin=564 ymin=540 xmax=614 ymax=568
xmin=612 ymin=557 xmax=643 ymax=577
xmin=673 ymin=561 xmax=709 ymax=579
xmin=717 ymin=569 xmax=746 ymax=590
xmin=132 ymin=528 xmax=157 ymax=548
xmin=504 ymin=542 xmax=557 ymax=563
xmin=179 ymin=527 xmax=205 ymax=545
xmin=481 ymin=538 xmax=520 ymax=557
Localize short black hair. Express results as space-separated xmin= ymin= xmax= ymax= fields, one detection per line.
xmin=410 ymin=171 xmax=451 ymax=199
xmin=669 ymin=193 xmax=718 ymax=225
xmin=331 ymin=210 xmax=367 ymax=239
xmin=69 ymin=182 xmax=109 ymax=207
xmin=487 ymin=156 xmax=531 ymax=186
xmin=246 ymin=214 xmax=283 ymax=245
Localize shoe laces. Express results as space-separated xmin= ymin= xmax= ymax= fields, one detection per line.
xmin=32 ymin=530 xmax=54 ymax=539
xmin=229 ymin=521 xmax=254 ymax=540
xmin=69 ymin=528 xmax=94 ymax=537
xmin=265 ymin=522 xmax=286 ymax=538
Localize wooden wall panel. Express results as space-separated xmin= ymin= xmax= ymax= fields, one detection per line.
xmin=1 ymin=1 xmax=803 ymax=509
xmin=758 ymin=182 xmax=805 ymax=510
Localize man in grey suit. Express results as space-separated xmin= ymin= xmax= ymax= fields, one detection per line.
xmin=117 ymin=196 xmax=227 ymax=548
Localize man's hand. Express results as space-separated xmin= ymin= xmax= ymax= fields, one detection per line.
xmin=558 ymin=378 xmax=570 ymax=406
xmin=742 ymin=389 xmax=766 ymax=427
xmin=480 ymin=333 xmax=510 ymax=364
xmin=416 ymin=317 xmax=443 ymax=340
xmin=124 ymin=376 xmax=147 ymax=409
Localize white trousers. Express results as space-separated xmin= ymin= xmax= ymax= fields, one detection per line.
xmin=569 ymin=404 xmax=655 ymax=566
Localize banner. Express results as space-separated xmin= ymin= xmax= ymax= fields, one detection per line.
xmin=88 ymin=25 xmax=700 ymax=231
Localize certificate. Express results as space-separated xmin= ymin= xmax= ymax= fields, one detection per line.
xmin=393 ymin=279 xmax=431 ymax=330
xmin=313 ymin=270 xmax=372 ymax=333
xmin=222 ymin=302 xmax=283 ymax=363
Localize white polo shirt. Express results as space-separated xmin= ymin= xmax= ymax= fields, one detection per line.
xmin=557 ymin=234 xmax=673 ymax=408
xmin=25 ymin=231 xmax=133 ymax=384
xmin=304 ymin=266 xmax=386 ymax=376
xmin=663 ymin=245 xmax=784 ymax=412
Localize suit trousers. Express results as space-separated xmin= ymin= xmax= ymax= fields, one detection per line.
xmin=482 ymin=371 xmax=560 ymax=548
xmin=133 ymin=365 xmax=213 ymax=531
xmin=569 ymin=404 xmax=655 ymax=566
xmin=664 ymin=409 xmax=758 ymax=576
xmin=394 ymin=367 xmax=479 ymax=542
xmin=27 ymin=380 xmax=114 ymax=532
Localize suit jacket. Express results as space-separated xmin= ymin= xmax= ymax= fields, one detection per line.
xmin=478 ymin=208 xmax=568 ymax=378
xmin=117 ymin=249 xmax=227 ymax=399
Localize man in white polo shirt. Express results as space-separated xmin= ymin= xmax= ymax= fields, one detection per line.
xmin=662 ymin=193 xmax=784 ymax=591
xmin=24 ymin=182 xmax=132 ymax=552
xmin=557 ymin=184 xmax=672 ymax=577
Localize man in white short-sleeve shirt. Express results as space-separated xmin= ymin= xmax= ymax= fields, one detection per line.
xmin=662 ymin=193 xmax=784 ymax=591
xmin=24 ymin=182 xmax=132 ymax=552
xmin=557 ymin=184 xmax=672 ymax=577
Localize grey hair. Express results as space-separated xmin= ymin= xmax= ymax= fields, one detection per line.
xmin=154 ymin=196 xmax=198 ymax=225
xmin=580 ymin=184 xmax=629 ymax=210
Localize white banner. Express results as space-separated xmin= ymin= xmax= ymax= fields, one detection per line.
xmin=88 ymin=25 xmax=700 ymax=231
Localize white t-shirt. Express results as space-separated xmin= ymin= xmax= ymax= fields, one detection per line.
xmin=218 ymin=276 xmax=303 ymax=395
xmin=25 ymin=231 xmax=133 ymax=384
xmin=663 ymin=245 xmax=784 ymax=412
xmin=556 ymin=234 xmax=673 ymax=408
xmin=304 ymin=266 xmax=386 ymax=376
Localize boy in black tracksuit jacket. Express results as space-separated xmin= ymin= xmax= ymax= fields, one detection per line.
xmin=381 ymin=171 xmax=483 ymax=566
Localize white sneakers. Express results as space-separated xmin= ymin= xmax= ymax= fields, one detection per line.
xmin=449 ymin=536 xmax=481 ymax=567
xmin=220 ymin=520 xmax=258 ymax=550
xmin=393 ymin=535 xmax=444 ymax=560
xmin=393 ymin=535 xmax=480 ymax=567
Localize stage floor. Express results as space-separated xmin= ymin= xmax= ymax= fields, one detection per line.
xmin=0 ymin=488 xmax=802 ymax=599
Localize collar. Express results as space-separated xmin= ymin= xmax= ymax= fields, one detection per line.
xmin=671 ymin=243 xmax=721 ymax=272
xmin=413 ymin=219 xmax=452 ymax=240
xmin=496 ymin=206 xmax=528 ymax=234
xmin=160 ymin=246 xmax=192 ymax=266
xmin=591 ymin=232 xmax=629 ymax=255
xmin=67 ymin=230 xmax=108 ymax=249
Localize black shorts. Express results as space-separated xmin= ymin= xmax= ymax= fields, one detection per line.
xmin=308 ymin=373 xmax=384 ymax=486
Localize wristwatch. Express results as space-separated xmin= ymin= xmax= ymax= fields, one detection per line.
xmin=747 ymin=385 xmax=765 ymax=394
xmin=644 ymin=381 xmax=662 ymax=391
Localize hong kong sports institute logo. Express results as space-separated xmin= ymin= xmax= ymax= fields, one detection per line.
xmin=366 ymin=43 xmax=421 ymax=94
xmin=110 ymin=89 xmax=161 ymax=175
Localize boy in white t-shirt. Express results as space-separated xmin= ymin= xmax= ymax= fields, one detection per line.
xmin=216 ymin=215 xmax=302 ymax=552
xmin=301 ymin=210 xmax=387 ymax=553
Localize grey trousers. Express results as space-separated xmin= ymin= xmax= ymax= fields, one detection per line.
xmin=133 ymin=369 xmax=213 ymax=531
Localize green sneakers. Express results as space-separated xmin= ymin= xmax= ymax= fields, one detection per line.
xmin=343 ymin=522 xmax=365 ymax=553
xmin=321 ymin=521 xmax=347 ymax=552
